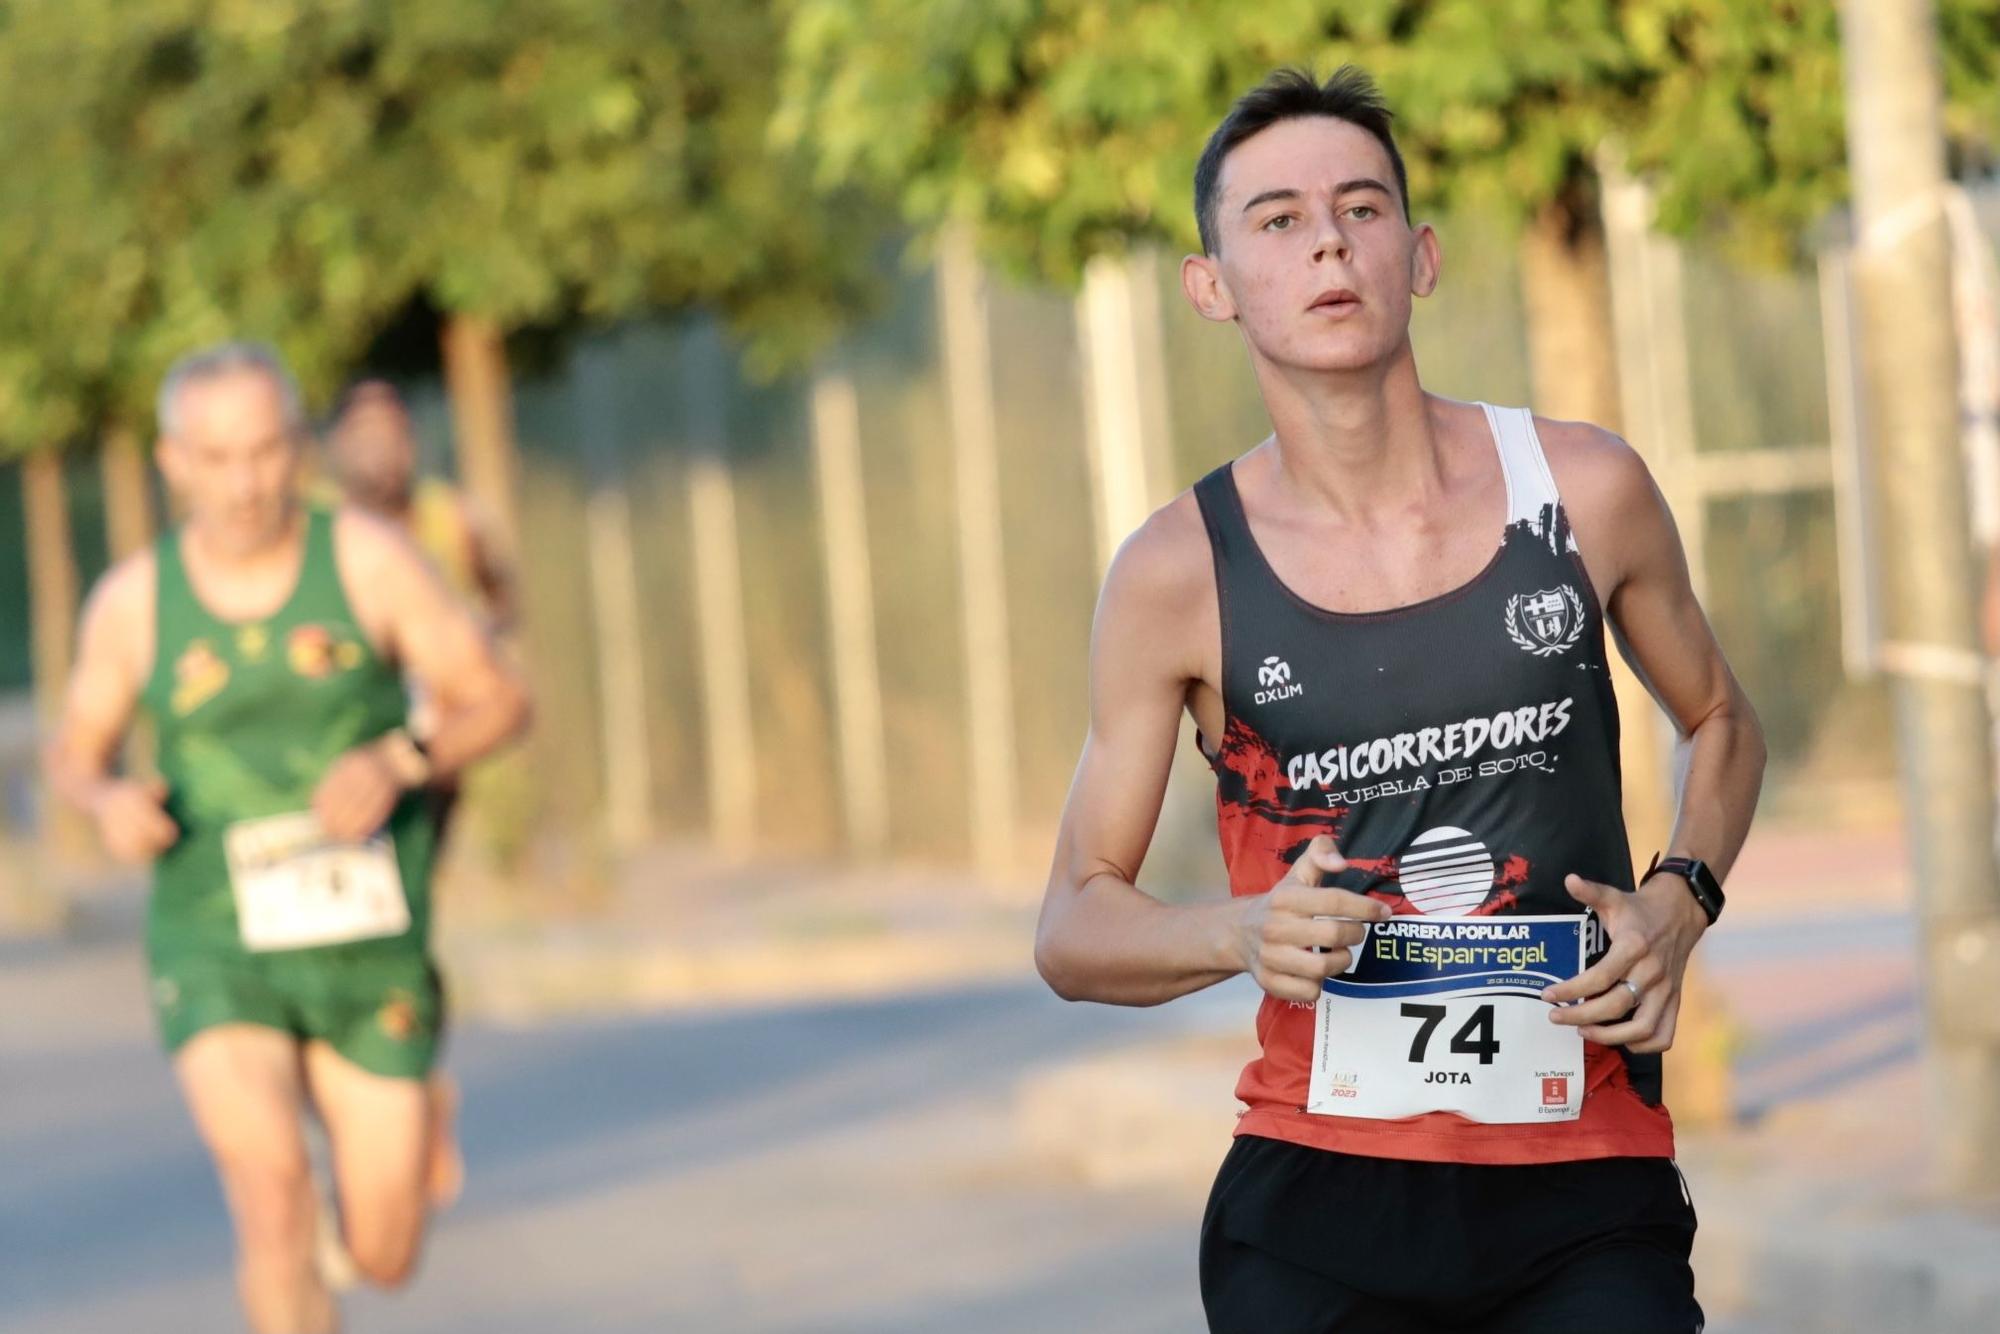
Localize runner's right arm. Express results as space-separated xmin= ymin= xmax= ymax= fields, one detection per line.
xmin=1035 ymin=501 xmax=1388 ymax=1007
xmin=44 ymin=555 xmax=179 ymax=861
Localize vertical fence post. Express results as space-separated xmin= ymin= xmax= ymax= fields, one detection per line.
xmin=1079 ymin=250 xmax=1175 ymax=572
xmin=683 ymin=326 xmax=759 ymax=857
xmin=936 ymin=226 xmax=1019 ymax=882
xmin=572 ymin=337 xmax=656 ymax=853
xmin=810 ymin=372 xmax=890 ymax=858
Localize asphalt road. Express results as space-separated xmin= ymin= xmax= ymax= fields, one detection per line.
xmin=1 ymin=903 xmax=1885 ymax=1333
xmin=2 ymin=927 xmax=1225 ymax=1334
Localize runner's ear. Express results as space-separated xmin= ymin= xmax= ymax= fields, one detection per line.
xmin=1411 ymin=221 xmax=1441 ymax=299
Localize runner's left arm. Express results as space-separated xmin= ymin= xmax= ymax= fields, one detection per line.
xmin=1542 ymin=426 xmax=1766 ymax=1051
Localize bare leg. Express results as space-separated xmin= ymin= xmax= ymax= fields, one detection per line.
xmin=304 ymin=1041 xmax=431 ymax=1290
xmin=427 ymin=1072 xmax=464 ymax=1210
xmin=175 ymin=1025 xmax=336 ymax=1334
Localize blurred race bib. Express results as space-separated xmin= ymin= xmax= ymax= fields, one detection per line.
xmin=224 ymin=812 xmax=408 ymax=952
xmin=1309 ymin=914 xmax=1586 ymax=1124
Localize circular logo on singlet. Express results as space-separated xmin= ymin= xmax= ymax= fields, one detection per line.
xmin=1396 ymin=826 xmax=1497 ymax=914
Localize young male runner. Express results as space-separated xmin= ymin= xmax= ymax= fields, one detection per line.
xmin=1036 ymin=68 xmax=1765 ymax=1332
xmin=325 ymin=377 xmax=518 ymax=862
xmin=325 ymin=379 xmax=516 ymax=633
xmin=46 ymin=343 xmax=531 ymax=1333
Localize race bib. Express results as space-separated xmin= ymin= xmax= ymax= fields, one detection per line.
xmin=224 ymin=812 xmax=409 ymax=952
xmin=1309 ymin=914 xmax=1587 ymax=1124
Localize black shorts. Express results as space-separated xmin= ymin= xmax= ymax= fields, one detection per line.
xmin=1200 ymin=1135 xmax=1702 ymax=1334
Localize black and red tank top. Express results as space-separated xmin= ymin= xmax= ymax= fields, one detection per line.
xmin=1195 ymin=403 xmax=1674 ymax=1164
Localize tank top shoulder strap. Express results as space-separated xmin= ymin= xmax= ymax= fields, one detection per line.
xmin=151 ymin=527 xmax=206 ymax=635
xmin=1479 ymin=402 xmax=1576 ymax=554
xmin=1192 ymin=461 xmax=1255 ymax=567
xmin=288 ymin=505 xmax=355 ymax=623
xmin=1192 ymin=458 xmax=1294 ymax=621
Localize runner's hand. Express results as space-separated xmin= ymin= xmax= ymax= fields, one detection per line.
xmin=1542 ymin=872 xmax=1709 ymax=1053
xmin=90 ymin=776 xmax=178 ymax=862
xmin=313 ymin=745 xmax=403 ymax=842
xmin=1236 ymin=835 xmax=1392 ymax=1004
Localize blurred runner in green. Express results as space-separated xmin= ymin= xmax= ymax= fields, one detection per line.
xmin=47 ymin=342 xmax=532 ymax=1334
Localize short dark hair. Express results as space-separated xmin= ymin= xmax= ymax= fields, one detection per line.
xmin=332 ymin=377 xmax=406 ymax=420
xmin=1193 ymin=66 xmax=1409 ymax=255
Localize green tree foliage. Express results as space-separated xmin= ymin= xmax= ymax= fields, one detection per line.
xmin=779 ymin=0 xmax=2000 ymax=282
xmin=0 ymin=0 xmax=877 ymax=448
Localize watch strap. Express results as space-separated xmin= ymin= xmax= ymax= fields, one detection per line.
xmin=1645 ymin=852 xmax=1725 ymax=925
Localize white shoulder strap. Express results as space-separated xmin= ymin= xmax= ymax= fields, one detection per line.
xmin=1479 ymin=402 xmax=1573 ymax=551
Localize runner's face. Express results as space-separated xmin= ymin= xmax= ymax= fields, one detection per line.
xmin=1188 ymin=117 xmax=1438 ymax=373
xmin=159 ymin=369 xmax=301 ymax=557
xmin=329 ymin=398 xmax=417 ymax=513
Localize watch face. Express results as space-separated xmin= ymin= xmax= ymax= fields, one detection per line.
xmin=1684 ymin=860 xmax=1724 ymax=918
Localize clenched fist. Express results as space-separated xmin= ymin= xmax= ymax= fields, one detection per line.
xmin=90 ymin=776 xmax=178 ymax=864
xmin=1235 ymin=836 xmax=1392 ymax=1003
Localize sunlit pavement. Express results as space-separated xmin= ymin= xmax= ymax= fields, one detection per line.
xmin=0 ymin=824 xmax=1917 ymax=1333
xmin=3 ymin=926 xmax=1216 ymax=1334
xmin=3 ymin=925 xmax=1795 ymax=1333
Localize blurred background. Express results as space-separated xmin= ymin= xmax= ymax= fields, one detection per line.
xmin=3 ymin=3 xmax=1999 ymax=1332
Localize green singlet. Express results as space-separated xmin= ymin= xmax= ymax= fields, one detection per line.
xmin=142 ymin=506 xmax=441 ymax=1078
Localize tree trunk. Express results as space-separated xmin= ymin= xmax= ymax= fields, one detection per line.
xmin=22 ymin=450 xmax=91 ymax=867
xmin=99 ymin=425 xmax=159 ymax=780
xmin=440 ymin=314 xmax=523 ymax=554
xmin=24 ymin=452 xmax=79 ymax=729
xmin=99 ymin=425 xmax=155 ymax=562
xmin=1519 ymin=182 xmax=1732 ymax=1128
xmin=1518 ymin=188 xmax=1625 ymax=429
xmin=1519 ymin=184 xmax=1672 ymax=861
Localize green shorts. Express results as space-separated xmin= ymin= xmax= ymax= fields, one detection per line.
xmin=148 ymin=948 xmax=445 ymax=1080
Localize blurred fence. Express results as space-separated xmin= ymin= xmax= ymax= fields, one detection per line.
xmin=444 ymin=203 xmax=1903 ymax=889
xmin=7 ymin=194 xmax=1972 ymax=900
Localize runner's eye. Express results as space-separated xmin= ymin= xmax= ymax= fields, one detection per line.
xmin=1263 ymin=215 xmax=1295 ymax=232
xmin=1348 ymin=205 xmax=1378 ymax=221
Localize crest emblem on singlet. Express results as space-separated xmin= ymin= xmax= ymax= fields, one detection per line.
xmin=1504 ymin=586 xmax=1584 ymax=658
xmin=170 ymin=639 xmax=231 ymax=716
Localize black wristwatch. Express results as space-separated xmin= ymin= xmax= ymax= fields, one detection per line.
xmin=1645 ymin=853 xmax=1725 ymax=926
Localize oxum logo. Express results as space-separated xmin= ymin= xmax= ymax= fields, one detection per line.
xmin=1255 ymin=655 xmax=1304 ymax=705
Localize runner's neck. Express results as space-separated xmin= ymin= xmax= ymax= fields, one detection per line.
xmin=178 ymin=503 xmax=310 ymax=618
xmin=1253 ymin=363 xmax=1454 ymax=524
